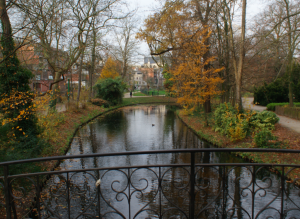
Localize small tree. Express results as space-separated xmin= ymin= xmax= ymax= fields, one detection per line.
xmin=94 ymin=77 xmax=127 ymax=105
xmin=100 ymin=57 xmax=120 ymax=79
xmin=170 ymin=29 xmax=224 ymax=115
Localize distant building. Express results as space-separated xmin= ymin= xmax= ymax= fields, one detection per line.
xmin=132 ymin=68 xmax=147 ymax=90
xmin=141 ymin=57 xmax=165 ymax=88
xmin=17 ymin=44 xmax=66 ymax=93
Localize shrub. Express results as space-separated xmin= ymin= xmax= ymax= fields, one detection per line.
xmin=91 ymin=98 xmax=110 ymax=108
xmin=214 ymin=103 xmax=279 ymax=142
xmin=214 ymin=103 xmax=250 ymax=141
xmin=250 ymin=111 xmax=279 ymax=130
xmin=266 ymin=102 xmax=300 ymax=111
xmin=254 ymin=129 xmax=278 ymax=148
xmin=254 ymin=78 xmax=289 ymax=106
xmin=93 ymin=77 xmax=127 ymax=106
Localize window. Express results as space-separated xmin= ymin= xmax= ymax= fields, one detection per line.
xmin=49 ymin=75 xmax=53 ymax=80
xmin=33 ymin=83 xmax=41 ymax=89
xmin=36 ymin=75 xmax=41 ymax=80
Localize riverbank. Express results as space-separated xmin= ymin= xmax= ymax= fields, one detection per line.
xmin=39 ymin=96 xmax=177 ymax=169
xmin=176 ymin=110 xmax=300 ymax=178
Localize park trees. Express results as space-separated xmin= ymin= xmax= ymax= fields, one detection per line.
xmin=14 ymin=0 xmax=123 ymax=104
xmin=111 ymin=16 xmax=139 ymax=80
xmin=137 ymin=0 xmax=223 ymax=113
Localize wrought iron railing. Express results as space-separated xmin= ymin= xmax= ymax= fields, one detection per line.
xmin=1 ymin=148 xmax=300 ymax=219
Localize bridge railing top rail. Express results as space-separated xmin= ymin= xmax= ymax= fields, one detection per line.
xmin=0 ymin=148 xmax=299 ymax=166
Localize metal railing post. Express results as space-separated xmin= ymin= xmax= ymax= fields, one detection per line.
xmin=252 ymin=166 xmax=255 ymax=219
xmin=189 ymin=152 xmax=195 ymax=219
xmin=280 ymin=166 xmax=285 ymax=219
xmin=36 ymin=175 xmax=41 ymax=218
xmin=67 ymin=172 xmax=71 ymax=219
xmin=4 ymin=165 xmax=11 ymax=219
xmin=222 ymin=166 xmax=226 ymax=219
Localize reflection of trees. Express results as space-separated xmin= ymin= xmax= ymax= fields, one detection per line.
xmin=104 ymin=110 xmax=129 ymax=136
xmin=40 ymin=104 xmax=300 ymax=218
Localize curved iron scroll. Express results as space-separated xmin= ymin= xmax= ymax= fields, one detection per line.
xmin=1 ymin=149 xmax=300 ymax=219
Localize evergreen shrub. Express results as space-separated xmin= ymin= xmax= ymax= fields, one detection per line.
xmin=253 ymin=79 xmax=289 ymax=106
xmin=254 ymin=129 xmax=278 ymax=148
xmin=93 ymin=77 xmax=127 ymax=106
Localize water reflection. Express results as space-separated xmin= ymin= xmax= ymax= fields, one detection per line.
xmin=40 ymin=105 xmax=300 ymax=218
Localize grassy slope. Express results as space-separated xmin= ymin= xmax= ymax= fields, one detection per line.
xmin=176 ymin=109 xmax=300 ymax=180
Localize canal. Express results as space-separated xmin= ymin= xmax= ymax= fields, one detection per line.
xmin=40 ymin=104 xmax=300 ymax=218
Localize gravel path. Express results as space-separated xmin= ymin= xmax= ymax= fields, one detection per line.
xmin=243 ymin=97 xmax=300 ymax=133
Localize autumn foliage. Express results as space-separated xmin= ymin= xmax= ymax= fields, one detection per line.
xmin=100 ymin=56 xmax=120 ymax=79
xmin=137 ymin=1 xmax=223 ymax=112
xmin=170 ymin=29 xmax=224 ymax=111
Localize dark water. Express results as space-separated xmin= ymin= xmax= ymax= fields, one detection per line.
xmin=40 ymin=104 xmax=300 ymax=218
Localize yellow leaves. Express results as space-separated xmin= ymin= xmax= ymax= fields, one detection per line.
xmin=168 ymin=28 xmax=224 ymax=110
xmin=100 ymin=57 xmax=119 ymax=79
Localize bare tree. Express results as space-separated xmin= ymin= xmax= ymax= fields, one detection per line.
xmin=110 ymin=16 xmax=139 ymax=80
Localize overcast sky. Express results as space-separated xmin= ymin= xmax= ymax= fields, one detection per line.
xmin=125 ymin=0 xmax=270 ymax=65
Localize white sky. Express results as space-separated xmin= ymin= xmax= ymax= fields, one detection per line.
xmin=125 ymin=0 xmax=270 ymax=65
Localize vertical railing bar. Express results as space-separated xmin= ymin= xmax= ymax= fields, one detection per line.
xmin=252 ymin=165 xmax=255 ymax=219
xmin=128 ymin=168 xmax=131 ymax=219
xmin=97 ymin=170 xmax=101 ymax=218
xmin=189 ymin=152 xmax=195 ymax=219
xmin=222 ymin=166 xmax=226 ymax=219
xmin=67 ymin=172 xmax=71 ymax=219
xmin=281 ymin=166 xmax=285 ymax=219
xmin=36 ymin=175 xmax=41 ymax=218
xmin=159 ymin=167 xmax=162 ymax=219
xmin=4 ymin=165 xmax=11 ymax=219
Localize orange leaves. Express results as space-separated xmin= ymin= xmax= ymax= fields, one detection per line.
xmin=170 ymin=28 xmax=224 ymax=110
xmin=0 ymin=89 xmax=35 ymax=127
xmin=138 ymin=0 xmax=224 ymax=112
xmin=100 ymin=57 xmax=119 ymax=79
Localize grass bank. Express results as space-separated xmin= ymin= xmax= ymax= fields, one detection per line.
xmin=40 ymin=96 xmax=177 ymax=160
xmin=176 ymin=109 xmax=300 ymax=179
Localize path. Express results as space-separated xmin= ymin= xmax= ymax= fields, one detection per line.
xmin=243 ymin=97 xmax=300 ymax=133
xmin=123 ymin=92 xmax=165 ymax=98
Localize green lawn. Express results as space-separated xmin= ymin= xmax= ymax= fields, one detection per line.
xmin=143 ymin=90 xmax=166 ymax=95
xmin=123 ymin=96 xmax=176 ymax=105
xmin=133 ymin=92 xmax=147 ymax=96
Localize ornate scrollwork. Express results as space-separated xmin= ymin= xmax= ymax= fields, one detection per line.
xmin=283 ymin=167 xmax=300 ymax=218
xmin=9 ymin=177 xmax=37 ymax=217
xmin=160 ymin=167 xmax=190 ymax=218
xmin=3 ymin=163 xmax=300 ymax=218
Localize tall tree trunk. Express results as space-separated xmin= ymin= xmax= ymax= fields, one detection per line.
xmin=284 ymin=0 xmax=294 ymax=107
xmin=0 ymin=0 xmax=12 ymax=51
xmin=89 ymin=29 xmax=96 ymax=102
xmin=77 ymin=52 xmax=84 ymax=107
xmin=235 ymin=0 xmax=246 ymax=111
xmin=71 ymin=70 xmax=74 ymax=100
